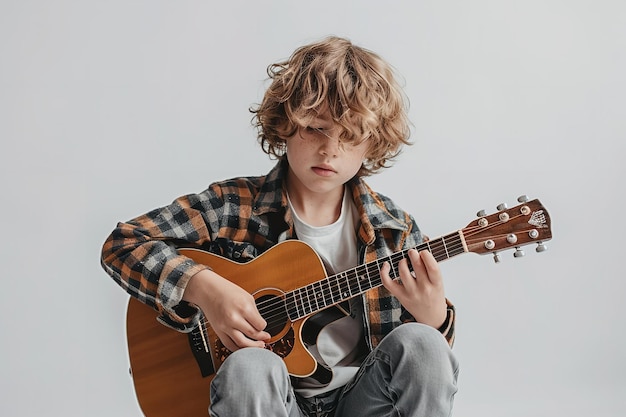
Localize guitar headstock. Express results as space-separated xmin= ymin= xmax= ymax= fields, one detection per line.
xmin=462 ymin=195 xmax=552 ymax=262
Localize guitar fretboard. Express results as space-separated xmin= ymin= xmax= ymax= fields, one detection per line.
xmin=284 ymin=231 xmax=466 ymax=320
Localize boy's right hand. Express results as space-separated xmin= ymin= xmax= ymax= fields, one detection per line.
xmin=183 ymin=269 xmax=271 ymax=352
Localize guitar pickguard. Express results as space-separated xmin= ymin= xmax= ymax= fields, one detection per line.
xmin=213 ymin=327 xmax=296 ymax=363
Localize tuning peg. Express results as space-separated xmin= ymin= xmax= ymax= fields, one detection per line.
xmin=477 ymin=209 xmax=486 ymax=217
xmin=517 ymin=195 xmax=529 ymax=203
xmin=493 ymin=252 xmax=501 ymax=263
xmin=536 ymin=242 xmax=548 ymax=252
xmin=497 ymin=203 xmax=508 ymax=211
xmin=514 ymin=247 xmax=525 ymax=258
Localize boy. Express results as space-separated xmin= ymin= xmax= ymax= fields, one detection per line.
xmin=101 ymin=36 xmax=458 ymax=417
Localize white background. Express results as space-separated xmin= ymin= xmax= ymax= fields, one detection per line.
xmin=1 ymin=1 xmax=624 ymax=416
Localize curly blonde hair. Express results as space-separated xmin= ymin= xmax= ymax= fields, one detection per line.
xmin=251 ymin=36 xmax=412 ymax=176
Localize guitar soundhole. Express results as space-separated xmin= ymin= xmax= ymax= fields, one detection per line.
xmin=256 ymin=294 xmax=289 ymax=337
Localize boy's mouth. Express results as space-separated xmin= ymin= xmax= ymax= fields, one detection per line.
xmin=311 ymin=165 xmax=336 ymax=176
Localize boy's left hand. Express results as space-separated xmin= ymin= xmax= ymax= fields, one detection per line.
xmin=381 ymin=248 xmax=447 ymax=329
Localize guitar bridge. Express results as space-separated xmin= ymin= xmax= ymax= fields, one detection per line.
xmin=187 ymin=327 xmax=215 ymax=378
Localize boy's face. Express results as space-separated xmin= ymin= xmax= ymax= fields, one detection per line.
xmin=285 ymin=109 xmax=368 ymax=198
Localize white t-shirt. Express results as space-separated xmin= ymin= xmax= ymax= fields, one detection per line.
xmin=287 ymin=188 xmax=366 ymax=398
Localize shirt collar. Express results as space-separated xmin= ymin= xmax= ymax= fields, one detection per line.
xmin=348 ymin=177 xmax=409 ymax=245
xmin=252 ymin=158 xmax=408 ymax=239
xmin=251 ymin=158 xmax=290 ymax=216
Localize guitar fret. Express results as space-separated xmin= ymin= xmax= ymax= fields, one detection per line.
xmin=355 ymin=266 xmax=369 ymax=293
xmin=314 ymin=281 xmax=327 ymax=309
xmin=306 ymin=283 xmax=319 ymax=314
xmin=397 ymin=253 xmax=404 ymax=278
xmin=448 ymin=232 xmax=466 ymax=257
xmin=300 ymin=286 xmax=311 ymax=316
xmin=430 ymin=238 xmax=447 ymax=262
xmin=320 ymin=278 xmax=333 ymax=306
xmin=306 ymin=283 xmax=315 ymax=312
xmin=338 ymin=272 xmax=350 ymax=299
xmin=306 ymin=283 xmax=317 ymax=313
xmin=362 ymin=264 xmax=374 ymax=289
xmin=365 ymin=265 xmax=373 ymax=289
xmin=366 ymin=262 xmax=381 ymax=287
xmin=442 ymin=237 xmax=450 ymax=258
xmin=289 ymin=290 xmax=298 ymax=318
xmin=294 ymin=292 xmax=302 ymax=319
xmin=345 ymin=271 xmax=354 ymax=298
xmin=328 ymin=274 xmax=339 ymax=304
xmin=382 ymin=255 xmax=398 ymax=280
xmin=350 ymin=271 xmax=360 ymax=296
xmin=331 ymin=275 xmax=341 ymax=303
xmin=294 ymin=287 xmax=301 ymax=317
xmin=433 ymin=233 xmax=464 ymax=261
xmin=284 ymin=231 xmax=469 ymax=320
xmin=285 ymin=292 xmax=296 ymax=320
xmin=345 ymin=270 xmax=355 ymax=296
xmin=290 ymin=288 xmax=297 ymax=318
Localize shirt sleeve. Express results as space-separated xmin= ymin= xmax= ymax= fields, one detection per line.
xmin=437 ymin=300 xmax=456 ymax=347
xmin=100 ymin=187 xmax=224 ymax=331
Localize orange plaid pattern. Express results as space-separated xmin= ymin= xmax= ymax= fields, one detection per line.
xmin=101 ymin=159 xmax=455 ymax=346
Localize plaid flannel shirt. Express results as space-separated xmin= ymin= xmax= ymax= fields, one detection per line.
xmin=101 ymin=159 xmax=455 ymax=348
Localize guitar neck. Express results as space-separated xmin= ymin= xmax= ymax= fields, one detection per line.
xmin=285 ymin=230 xmax=466 ymax=320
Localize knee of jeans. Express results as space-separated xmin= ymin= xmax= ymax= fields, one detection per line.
xmin=384 ymin=323 xmax=453 ymax=362
xmin=375 ymin=324 xmax=459 ymax=391
xmin=218 ymin=347 xmax=287 ymax=381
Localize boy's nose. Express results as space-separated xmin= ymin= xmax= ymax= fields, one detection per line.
xmin=319 ymin=136 xmax=340 ymax=157
xmin=313 ymin=127 xmax=340 ymax=155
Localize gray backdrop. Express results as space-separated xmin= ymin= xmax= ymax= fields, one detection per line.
xmin=1 ymin=1 xmax=624 ymax=416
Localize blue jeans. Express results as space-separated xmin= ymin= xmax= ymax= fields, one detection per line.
xmin=209 ymin=323 xmax=459 ymax=417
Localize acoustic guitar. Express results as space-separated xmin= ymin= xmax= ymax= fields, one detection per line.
xmin=125 ymin=196 xmax=552 ymax=416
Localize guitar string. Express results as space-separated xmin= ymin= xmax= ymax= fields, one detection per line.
xmin=252 ymin=238 xmax=468 ymax=326
xmin=249 ymin=232 xmax=472 ymax=326
xmin=247 ymin=214 xmax=531 ymax=327
xmin=256 ymin=215 xmax=536 ymax=325
xmin=197 ymin=235 xmax=469 ymax=331
xmin=198 ymin=230 xmax=512 ymax=332
xmin=200 ymin=240 xmax=468 ymax=332
xmin=201 ymin=212 xmax=536 ymax=331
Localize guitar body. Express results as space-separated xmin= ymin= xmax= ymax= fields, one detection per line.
xmin=126 ymin=240 xmax=330 ymax=417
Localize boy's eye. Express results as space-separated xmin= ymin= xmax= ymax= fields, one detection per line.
xmin=302 ymin=127 xmax=326 ymax=139
xmin=304 ymin=127 xmax=331 ymax=138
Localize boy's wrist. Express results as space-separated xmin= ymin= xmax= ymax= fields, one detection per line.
xmin=182 ymin=268 xmax=216 ymax=306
